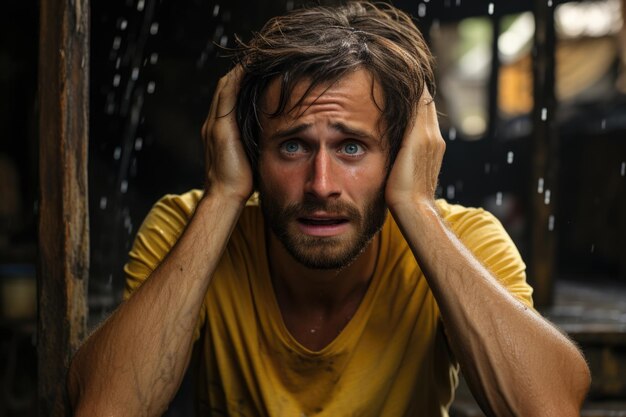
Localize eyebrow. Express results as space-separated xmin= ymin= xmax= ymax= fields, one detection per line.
xmin=268 ymin=122 xmax=378 ymax=142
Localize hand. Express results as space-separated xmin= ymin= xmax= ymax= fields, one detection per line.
xmin=201 ymin=65 xmax=253 ymax=203
xmin=385 ymin=88 xmax=445 ymax=211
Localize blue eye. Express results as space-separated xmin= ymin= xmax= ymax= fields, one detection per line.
xmin=282 ymin=141 xmax=301 ymax=154
xmin=342 ymin=142 xmax=364 ymax=156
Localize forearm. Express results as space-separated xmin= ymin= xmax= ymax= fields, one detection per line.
xmin=69 ymin=192 xmax=245 ymax=416
xmin=391 ymin=199 xmax=590 ymax=417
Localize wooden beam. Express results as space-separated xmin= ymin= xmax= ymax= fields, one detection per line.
xmin=37 ymin=0 xmax=90 ymax=416
xmin=529 ymin=0 xmax=558 ymax=308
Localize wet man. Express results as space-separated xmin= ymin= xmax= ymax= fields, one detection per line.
xmin=68 ymin=2 xmax=590 ymax=416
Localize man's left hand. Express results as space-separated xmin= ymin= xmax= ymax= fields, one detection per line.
xmin=385 ymin=88 xmax=445 ymax=212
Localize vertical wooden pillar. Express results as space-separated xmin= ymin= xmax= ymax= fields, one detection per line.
xmin=529 ymin=0 xmax=558 ymax=307
xmin=38 ymin=0 xmax=90 ymax=416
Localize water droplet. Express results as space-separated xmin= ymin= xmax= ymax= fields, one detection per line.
xmin=137 ymin=0 xmax=145 ymax=11
xmin=213 ymin=4 xmax=220 ymax=16
xmin=113 ymin=74 xmax=121 ymax=87
xmin=496 ymin=192 xmax=503 ymax=206
xmin=99 ymin=196 xmax=108 ymax=210
xmin=147 ymin=81 xmax=156 ymax=94
xmin=115 ymin=57 xmax=121 ymax=69
xmin=113 ymin=146 xmax=122 ymax=160
xmin=219 ymin=35 xmax=229 ymax=47
xmin=547 ymin=0 xmax=553 ymax=6
xmin=446 ymin=185 xmax=456 ymax=200
xmin=590 ymin=244 xmax=595 ymax=253
xmin=506 ymin=151 xmax=514 ymax=164
xmin=112 ymin=36 xmax=121 ymax=50
xmin=286 ymin=0 xmax=294 ymax=11
xmin=537 ymin=177 xmax=544 ymax=193
xmin=484 ymin=163 xmax=491 ymax=174
xmin=488 ymin=3 xmax=494 ymax=15
xmin=310 ymin=328 xmax=316 ymax=333
xmin=150 ymin=22 xmax=159 ymax=35
xmin=120 ymin=19 xmax=128 ymax=31
xmin=131 ymin=67 xmax=139 ymax=80
xmin=150 ymin=53 xmax=159 ymax=64
xmin=120 ymin=180 xmax=128 ymax=193
xmin=456 ymin=0 xmax=461 ymax=5
xmin=544 ymin=189 xmax=551 ymax=205
xmin=548 ymin=215 xmax=555 ymax=231
xmin=621 ymin=161 xmax=625 ymax=176
xmin=541 ymin=107 xmax=547 ymax=121
xmin=424 ymin=0 xmax=430 ymax=3
xmin=135 ymin=137 xmax=143 ymax=151
xmin=601 ymin=119 xmax=606 ymax=130
xmin=418 ymin=3 xmax=427 ymax=17
xmin=449 ymin=127 xmax=456 ymax=141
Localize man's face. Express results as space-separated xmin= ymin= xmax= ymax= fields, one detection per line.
xmin=257 ymin=69 xmax=389 ymax=270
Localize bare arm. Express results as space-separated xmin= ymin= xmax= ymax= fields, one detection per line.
xmin=385 ymin=91 xmax=591 ymax=417
xmin=68 ymin=67 xmax=253 ymax=416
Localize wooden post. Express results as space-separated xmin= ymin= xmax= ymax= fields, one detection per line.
xmin=38 ymin=0 xmax=90 ymax=416
xmin=529 ymin=0 xmax=558 ymax=308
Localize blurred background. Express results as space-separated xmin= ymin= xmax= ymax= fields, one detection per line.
xmin=1 ymin=0 xmax=625 ymax=415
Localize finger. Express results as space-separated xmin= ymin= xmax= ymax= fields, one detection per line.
xmin=415 ymin=87 xmax=439 ymax=135
xmin=216 ymin=65 xmax=244 ymax=119
xmin=203 ymin=65 xmax=244 ymax=140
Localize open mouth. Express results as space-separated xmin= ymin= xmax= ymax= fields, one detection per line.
xmin=298 ymin=218 xmax=349 ymax=226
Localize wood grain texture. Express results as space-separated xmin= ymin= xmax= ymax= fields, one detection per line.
xmin=37 ymin=0 xmax=90 ymax=415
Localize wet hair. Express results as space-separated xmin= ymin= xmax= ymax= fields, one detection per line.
xmin=235 ymin=1 xmax=435 ymax=174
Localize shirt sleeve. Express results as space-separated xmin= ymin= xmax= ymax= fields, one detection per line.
xmin=438 ymin=200 xmax=534 ymax=308
xmin=123 ymin=189 xmax=206 ymax=340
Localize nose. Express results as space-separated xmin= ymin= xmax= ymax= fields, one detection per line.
xmin=305 ymin=149 xmax=341 ymax=199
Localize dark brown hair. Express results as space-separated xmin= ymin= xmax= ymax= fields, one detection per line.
xmin=235 ymin=1 xmax=434 ymax=172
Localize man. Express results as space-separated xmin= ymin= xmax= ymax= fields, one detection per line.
xmin=68 ymin=2 xmax=590 ymax=416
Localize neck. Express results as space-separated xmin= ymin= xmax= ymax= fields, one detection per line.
xmin=267 ymin=232 xmax=380 ymax=315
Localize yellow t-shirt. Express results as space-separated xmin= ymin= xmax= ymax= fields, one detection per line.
xmin=124 ymin=190 xmax=533 ymax=417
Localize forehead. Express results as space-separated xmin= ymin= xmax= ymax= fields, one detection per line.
xmin=259 ymin=68 xmax=385 ymax=137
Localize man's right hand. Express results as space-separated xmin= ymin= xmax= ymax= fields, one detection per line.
xmin=201 ymin=65 xmax=253 ymax=203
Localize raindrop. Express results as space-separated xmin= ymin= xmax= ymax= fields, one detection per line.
xmin=219 ymin=35 xmax=229 ymax=47
xmin=456 ymin=0 xmax=461 ymax=5
xmin=590 ymin=244 xmax=595 ymax=253
xmin=488 ymin=3 xmax=494 ymax=15
xmin=112 ymin=36 xmax=122 ymax=50
xmin=99 ymin=196 xmax=108 ymax=210
xmin=446 ymin=185 xmax=456 ymax=200
xmin=548 ymin=215 xmax=555 ymax=231
xmin=418 ymin=3 xmax=427 ymax=17
xmin=131 ymin=67 xmax=139 ymax=80
xmin=113 ymin=146 xmax=122 ymax=160
xmin=620 ymin=161 xmax=625 ymax=176
xmin=544 ymin=189 xmax=551 ymax=205
xmin=135 ymin=137 xmax=143 ymax=151
xmin=541 ymin=107 xmax=547 ymax=121
xmin=137 ymin=0 xmax=145 ymax=11
xmin=147 ymin=82 xmax=156 ymax=94
xmin=547 ymin=0 xmax=553 ymax=6
xmin=506 ymin=151 xmax=514 ymax=164
xmin=120 ymin=19 xmax=128 ymax=31
xmin=496 ymin=192 xmax=503 ymax=206
xmin=286 ymin=1 xmax=294 ymax=11
xmin=537 ymin=177 xmax=544 ymax=193
xmin=601 ymin=119 xmax=606 ymax=130
xmin=115 ymin=57 xmax=121 ymax=69
xmin=150 ymin=22 xmax=159 ymax=35
xmin=213 ymin=4 xmax=220 ymax=16
xmin=484 ymin=163 xmax=491 ymax=174
xmin=150 ymin=53 xmax=159 ymax=64
xmin=424 ymin=0 xmax=430 ymax=3
xmin=449 ymin=127 xmax=456 ymax=141
xmin=113 ymin=74 xmax=121 ymax=87
xmin=120 ymin=180 xmax=129 ymax=193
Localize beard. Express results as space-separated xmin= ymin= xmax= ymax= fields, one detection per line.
xmin=259 ymin=186 xmax=388 ymax=270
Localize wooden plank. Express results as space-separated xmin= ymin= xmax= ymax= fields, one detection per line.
xmin=528 ymin=0 xmax=558 ymax=308
xmin=37 ymin=0 xmax=90 ymax=416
